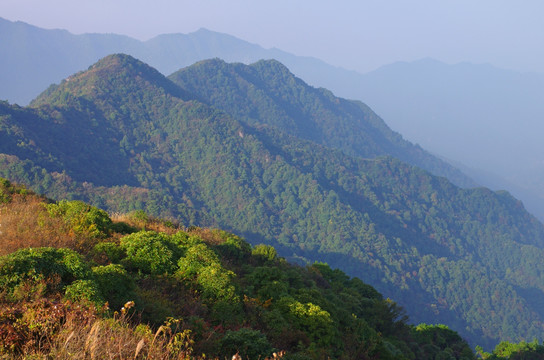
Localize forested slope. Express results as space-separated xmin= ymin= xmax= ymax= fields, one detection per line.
xmin=168 ymin=58 xmax=475 ymax=188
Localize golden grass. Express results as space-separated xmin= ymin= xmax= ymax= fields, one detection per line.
xmin=110 ymin=212 xmax=182 ymax=235
xmin=51 ymin=313 xmax=198 ymax=359
xmin=0 ymin=194 xmax=87 ymax=256
xmin=0 ymin=298 xmax=199 ymax=360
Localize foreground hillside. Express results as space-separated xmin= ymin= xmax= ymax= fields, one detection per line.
xmin=2 ymin=55 xmax=544 ymax=348
xmin=0 ymin=179 xmax=476 ymax=359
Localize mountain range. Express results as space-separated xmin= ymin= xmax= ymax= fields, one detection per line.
xmin=2 ymin=16 xmax=544 ymax=223
xmin=2 ymin=53 xmax=544 ymax=350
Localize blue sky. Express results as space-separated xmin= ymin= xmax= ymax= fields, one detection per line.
xmin=2 ymin=0 xmax=543 ymax=73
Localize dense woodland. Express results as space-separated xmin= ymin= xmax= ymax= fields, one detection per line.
xmin=1 ymin=54 xmax=544 ymax=352
xmin=168 ymin=58 xmax=474 ymax=188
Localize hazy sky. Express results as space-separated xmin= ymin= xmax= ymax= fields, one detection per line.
xmin=2 ymin=0 xmax=543 ymax=74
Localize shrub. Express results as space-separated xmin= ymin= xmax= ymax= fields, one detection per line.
xmin=197 ymin=263 xmax=236 ymax=301
xmin=65 ymin=279 xmax=105 ymax=307
xmin=177 ymin=243 xmax=219 ymax=279
xmin=46 ymin=200 xmax=112 ymax=239
xmin=109 ymin=221 xmax=137 ymax=234
xmin=252 ymin=244 xmax=278 ymax=263
xmin=120 ymin=231 xmax=183 ymax=275
xmin=92 ymin=264 xmax=136 ymax=310
xmin=0 ymin=178 xmax=12 ymax=203
xmin=220 ymin=328 xmax=273 ymax=359
xmin=216 ymin=234 xmax=251 ymax=262
xmin=246 ymin=266 xmax=289 ymax=300
xmin=177 ymin=243 xmax=238 ymax=304
xmin=278 ymin=297 xmax=336 ymax=347
xmin=0 ymin=247 xmax=92 ymax=297
xmin=92 ymin=241 xmax=125 ymax=263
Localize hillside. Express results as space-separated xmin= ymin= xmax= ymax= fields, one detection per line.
xmin=0 ymin=178 xmax=478 ymax=359
xmin=1 ymin=55 xmax=544 ymax=349
xmin=168 ymin=58 xmax=475 ymax=188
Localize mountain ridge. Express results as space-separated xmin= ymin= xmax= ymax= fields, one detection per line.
xmin=168 ymin=58 xmax=476 ymax=188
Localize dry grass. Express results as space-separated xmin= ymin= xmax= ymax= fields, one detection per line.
xmin=185 ymin=227 xmax=231 ymax=246
xmin=0 ymin=194 xmax=89 ymax=256
xmin=0 ymin=298 xmax=200 ymax=360
xmin=51 ymin=310 xmax=201 ymax=359
xmin=110 ymin=212 xmax=182 ymax=235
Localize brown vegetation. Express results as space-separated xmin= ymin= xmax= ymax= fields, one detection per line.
xmin=0 ymin=296 xmax=199 ymax=359
xmin=0 ymin=193 xmax=81 ymax=256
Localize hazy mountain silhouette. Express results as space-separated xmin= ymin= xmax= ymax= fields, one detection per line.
xmin=344 ymin=59 xmax=544 ymax=220
xmin=0 ymin=17 xmax=342 ymax=106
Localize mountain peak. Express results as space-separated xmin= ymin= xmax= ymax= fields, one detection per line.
xmin=251 ymin=58 xmax=292 ymax=73
xmin=32 ymin=54 xmax=189 ymax=106
xmin=86 ymin=53 xmax=160 ymax=78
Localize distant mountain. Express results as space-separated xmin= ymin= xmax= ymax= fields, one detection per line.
xmin=2 ymin=54 xmax=544 ymax=349
xmin=0 ymin=17 xmax=141 ymax=105
xmin=0 ymin=17 xmax=343 ymax=107
xmin=334 ymin=59 xmax=544 ymax=220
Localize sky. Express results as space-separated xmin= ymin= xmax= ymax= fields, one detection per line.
xmin=1 ymin=0 xmax=543 ymax=74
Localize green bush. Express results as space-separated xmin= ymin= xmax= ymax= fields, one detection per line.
xmin=120 ymin=231 xmax=183 ymax=275
xmin=0 ymin=247 xmax=92 ymax=296
xmin=278 ymin=296 xmax=336 ymax=347
xmin=246 ymin=266 xmax=289 ymax=300
xmin=92 ymin=241 xmax=125 ymax=263
xmin=109 ymin=221 xmax=137 ymax=234
xmin=177 ymin=243 xmax=219 ymax=279
xmin=64 ymin=279 xmax=105 ymax=307
xmin=210 ymin=300 xmax=243 ymax=325
xmin=176 ymin=242 xmax=238 ymax=304
xmin=0 ymin=177 xmax=12 ymax=203
xmin=412 ymin=324 xmax=475 ymax=360
xmin=220 ymin=328 xmax=273 ymax=359
xmin=92 ymin=264 xmax=136 ymax=310
xmin=197 ymin=263 xmax=236 ymax=301
xmin=46 ymin=200 xmax=112 ymax=238
xmin=216 ymin=233 xmax=251 ymax=262
xmin=252 ymin=244 xmax=278 ymax=263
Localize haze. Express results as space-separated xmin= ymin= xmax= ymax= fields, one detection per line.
xmin=2 ymin=0 xmax=543 ymax=74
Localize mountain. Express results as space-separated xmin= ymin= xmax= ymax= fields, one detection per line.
xmin=0 ymin=17 xmax=141 ymax=105
xmin=3 ymin=17 xmax=544 ymax=222
xmin=168 ymin=58 xmax=474 ymax=188
xmin=0 ymin=17 xmax=341 ymax=107
xmin=0 ymin=17 xmax=476 ymax=187
xmin=2 ymin=54 xmax=544 ymax=349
